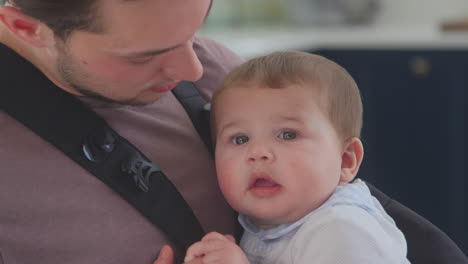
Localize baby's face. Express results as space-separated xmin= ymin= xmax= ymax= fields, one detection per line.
xmin=213 ymin=84 xmax=345 ymax=228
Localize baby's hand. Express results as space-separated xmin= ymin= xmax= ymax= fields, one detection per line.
xmin=184 ymin=232 xmax=249 ymax=264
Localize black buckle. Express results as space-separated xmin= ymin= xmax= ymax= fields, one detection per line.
xmin=82 ymin=130 xmax=116 ymax=163
xmin=121 ymin=151 xmax=161 ymax=192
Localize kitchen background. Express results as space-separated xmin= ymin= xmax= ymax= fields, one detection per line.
xmin=202 ymin=0 xmax=467 ymax=255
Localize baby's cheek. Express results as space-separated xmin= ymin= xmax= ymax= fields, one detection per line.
xmin=217 ymin=172 xmax=241 ymax=209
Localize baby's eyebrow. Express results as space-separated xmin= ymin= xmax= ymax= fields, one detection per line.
xmin=274 ymin=115 xmax=303 ymax=123
xmin=217 ymin=120 xmax=240 ymax=136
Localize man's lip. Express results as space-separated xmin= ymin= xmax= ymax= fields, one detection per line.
xmin=150 ymin=82 xmax=179 ymax=93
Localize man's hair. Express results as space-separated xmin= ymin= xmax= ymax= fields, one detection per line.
xmin=212 ymin=51 xmax=363 ymax=142
xmin=5 ymin=0 xmax=103 ymax=40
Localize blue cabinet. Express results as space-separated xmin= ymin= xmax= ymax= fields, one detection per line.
xmin=311 ymin=49 xmax=466 ymax=253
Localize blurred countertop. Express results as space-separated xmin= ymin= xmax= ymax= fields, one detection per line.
xmin=200 ymin=24 xmax=468 ymax=58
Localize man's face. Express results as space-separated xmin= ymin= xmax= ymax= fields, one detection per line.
xmin=53 ymin=0 xmax=211 ymax=105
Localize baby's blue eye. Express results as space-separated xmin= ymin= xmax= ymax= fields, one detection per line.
xmin=231 ymin=135 xmax=249 ymax=145
xmin=278 ymin=130 xmax=297 ymax=140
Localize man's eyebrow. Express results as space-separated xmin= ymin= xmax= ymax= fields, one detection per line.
xmin=123 ymin=43 xmax=184 ymax=59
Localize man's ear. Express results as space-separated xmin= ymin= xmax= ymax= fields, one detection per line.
xmin=339 ymin=137 xmax=364 ymax=184
xmin=0 ymin=6 xmax=48 ymax=47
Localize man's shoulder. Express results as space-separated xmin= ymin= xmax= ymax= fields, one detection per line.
xmin=193 ymin=35 xmax=241 ymax=63
xmin=192 ymin=35 xmax=244 ymax=98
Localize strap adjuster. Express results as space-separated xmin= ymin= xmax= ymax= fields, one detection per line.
xmin=82 ymin=130 xmax=116 ymax=163
xmin=121 ymin=151 xmax=161 ymax=192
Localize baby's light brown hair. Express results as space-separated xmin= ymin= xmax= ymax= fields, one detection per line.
xmin=211 ymin=51 xmax=363 ymax=144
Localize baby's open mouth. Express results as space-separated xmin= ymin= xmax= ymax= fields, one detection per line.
xmin=250 ymin=178 xmax=280 ymax=188
xmin=248 ymin=173 xmax=282 ymax=197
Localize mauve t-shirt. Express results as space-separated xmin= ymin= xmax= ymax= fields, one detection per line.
xmin=0 ymin=36 xmax=243 ymax=264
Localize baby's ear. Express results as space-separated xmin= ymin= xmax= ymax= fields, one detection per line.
xmin=0 ymin=6 xmax=49 ymax=47
xmin=339 ymin=138 xmax=364 ymax=184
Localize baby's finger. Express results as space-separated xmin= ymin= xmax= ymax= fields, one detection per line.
xmin=202 ymin=232 xmax=229 ymax=242
xmin=185 ymin=241 xmax=206 ymax=263
xmin=183 ymin=257 xmax=203 ymax=264
xmin=224 ymin=234 xmax=236 ymax=243
xmin=185 ymin=240 xmax=225 ymax=262
xmin=186 ymin=238 xmax=233 ymax=263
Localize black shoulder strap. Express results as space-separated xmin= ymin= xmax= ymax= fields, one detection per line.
xmin=0 ymin=44 xmax=204 ymax=252
xmin=172 ymin=81 xmax=248 ymax=241
xmin=172 ymin=81 xmax=212 ymax=153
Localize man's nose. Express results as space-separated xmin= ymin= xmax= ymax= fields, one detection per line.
xmin=159 ymin=40 xmax=203 ymax=82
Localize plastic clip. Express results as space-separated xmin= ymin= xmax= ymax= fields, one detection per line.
xmin=121 ymin=151 xmax=161 ymax=192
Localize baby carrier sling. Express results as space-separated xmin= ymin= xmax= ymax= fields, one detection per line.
xmin=1 ymin=43 xmax=466 ymax=263
xmin=0 ymin=44 xmax=205 ymax=252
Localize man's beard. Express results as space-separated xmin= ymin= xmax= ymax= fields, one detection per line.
xmin=55 ymin=45 xmax=146 ymax=105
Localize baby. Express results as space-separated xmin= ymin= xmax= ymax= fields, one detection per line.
xmin=185 ymin=51 xmax=410 ymax=263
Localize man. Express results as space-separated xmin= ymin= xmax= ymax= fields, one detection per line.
xmin=0 ymin=0 xmax=241 ymax=263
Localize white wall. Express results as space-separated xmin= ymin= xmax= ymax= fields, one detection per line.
xmin=375 ymin=0 xmax=468 ymax=26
